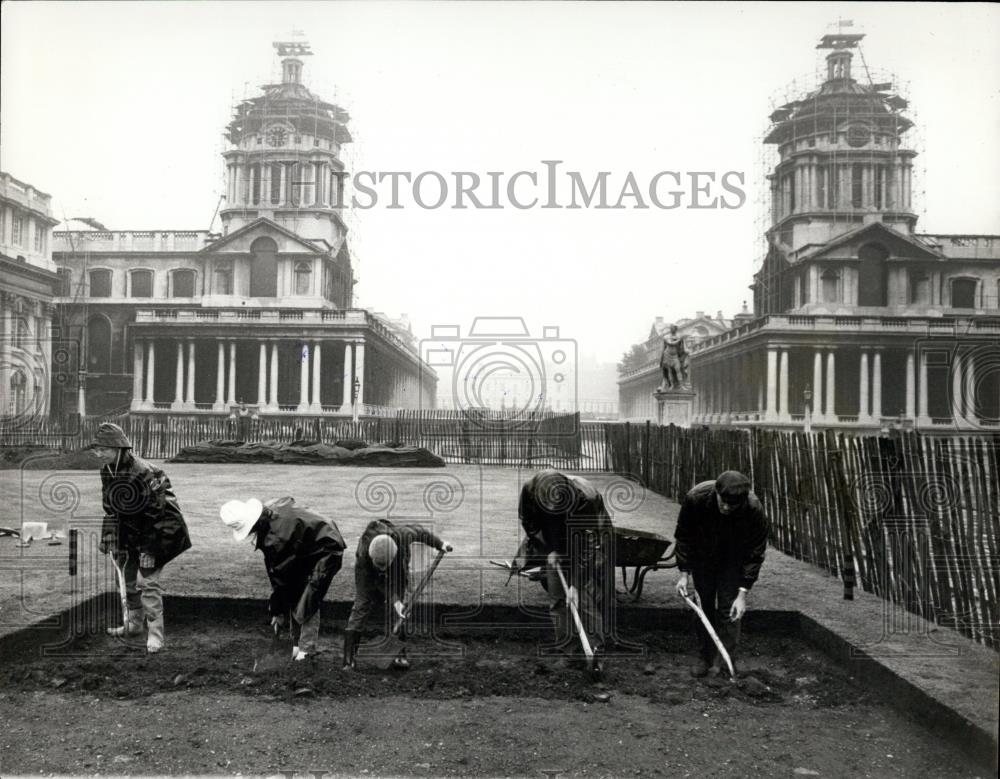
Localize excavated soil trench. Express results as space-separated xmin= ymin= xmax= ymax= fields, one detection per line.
xmin=0 ymin=602 xmax=991 ymax=777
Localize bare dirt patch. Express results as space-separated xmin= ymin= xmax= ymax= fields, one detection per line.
xmin=0 ymin=612 xmax=989 ymax=778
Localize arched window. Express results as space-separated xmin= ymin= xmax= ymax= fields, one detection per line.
xmin=821 ymin=269 xmax=840 ymax=303
xmin=9 ymin=370 xmax=26 ymax=416
xmin=249 ymin=237 xmax=278 ymax=297
xmin=129 ymin=269 xmax=153 ymax=298
xmin=89 ymin=269 xmax=112 ymax=298
xmin=214 ymin=261 xmax=233 ymax=295
xmin=87 ymin=316 xmax=112 ymax=373
xmin=294 ymin=261 xmax=312 ymax=295
xmin=171 ymin=269 xmax=195 ymax=298
xmin=951 ymin=278 xmax=978 ymax=309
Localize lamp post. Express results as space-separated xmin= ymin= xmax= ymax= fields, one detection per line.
xmin=352 ymin=377 xmax=361 ymax=423
xmin=803 ymin=385 xmax=813 ymax=434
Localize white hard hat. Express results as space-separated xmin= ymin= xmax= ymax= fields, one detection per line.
xmin=220 ymin=498 xmax=264 ymax=542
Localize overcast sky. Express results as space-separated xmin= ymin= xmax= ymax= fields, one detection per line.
xmin=2 ymin=1 xmax=998 ymax=365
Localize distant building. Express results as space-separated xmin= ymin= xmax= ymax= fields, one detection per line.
xmin=617 ymin=310 xmax=736 ymax=421
xmin=689 ymin=32 xmax=999 ymax=432
xmin=0 ymin=171 xmax=60 ymax=419
xmin=52 ymin=42 xmax=435 ymax=418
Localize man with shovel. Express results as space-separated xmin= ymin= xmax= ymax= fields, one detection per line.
xmin=674 ymin=470 xmax=769 ymax=679
xmin=221 ymin=496 xmax=346 ymax=661
xmin=342 ymin=519 xmax=452 ymax=671
xmin=517 ymin=469 xmax=614 ymax=676
xmin=92 ymin=422 xmax=191 ymax=654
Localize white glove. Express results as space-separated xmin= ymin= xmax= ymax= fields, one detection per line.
xmin=394 ymin=600 xmax=407 ymax=621
xmin=441 ymin=542 xmax=454 ymax=553
xmin=566 ymin=585 xmax=579 ymax=610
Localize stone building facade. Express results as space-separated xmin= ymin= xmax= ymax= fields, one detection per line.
xmin=52 ymin=43 xmax=435 ymax=418
xmin=688 ymin=32 xmax=999 ymax=432
xmin=0 ymin=172 xmax=60 ymax=420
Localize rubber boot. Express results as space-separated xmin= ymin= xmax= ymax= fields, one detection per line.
xmin=341 ymin=629 xmax=360 ymax=670
xmin=391 ymin=647 xmax=410 ymax=670
xmin=107 ymin=608 xmax=144 ymax=638
xmin=146 ymin=612 xmax=165 ymax=654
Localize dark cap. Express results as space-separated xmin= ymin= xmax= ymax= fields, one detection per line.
xmin=715 ymin=470 xmax=750 ymax=505
xmin=89 ymin=422 xmax=133 ymax=449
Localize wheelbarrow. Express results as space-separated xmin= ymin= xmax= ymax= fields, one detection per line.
xmin=612 ymin=527 xmax=676 ymax=601
xmin=490 ymin=526 xmax=675 ymax=602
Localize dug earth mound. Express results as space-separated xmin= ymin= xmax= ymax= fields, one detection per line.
xmin=0 ymin=615 xmax=988 ymax=777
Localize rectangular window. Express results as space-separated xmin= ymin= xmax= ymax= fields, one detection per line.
xmin=851 ymin=164 xmax=864 ymax=208
xmin=89 ymin=269 xmax=112 ymax=297
xmin=874 ymin=165 xmax=884 ymax=209
xmin=800 ymin=271 xmax=809 ymax=304
xmin=909 ymin=272 xmax=930 ymax=304
xmin=827 ymin=165 xmax=838 ymax=208
xmin=11 ymin=214 xmax=23 ymax=246
xmin=33 ymin=221 xmax=44 ymax=253
xmin=130 ymin=270 xmax=153 ymax=297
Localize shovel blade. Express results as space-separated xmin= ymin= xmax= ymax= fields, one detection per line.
xmin=355 ymin=633 xmax=406 ymax=670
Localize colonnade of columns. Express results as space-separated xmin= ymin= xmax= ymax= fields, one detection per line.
xmin=130 ymin=337 xmax=368 ymax=414
xmin=692 ymin=343 xmax=997 ymax=429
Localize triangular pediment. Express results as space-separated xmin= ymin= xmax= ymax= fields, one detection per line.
xmin=200 ymin=218 xmax=328 ymax=256
xmin=799 ymin=222 xmax=943 ymax=262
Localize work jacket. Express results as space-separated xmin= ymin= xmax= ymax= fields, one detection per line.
xmin=518 ymin=471 xmax=612 ymax=559
xmin=254 ymin=497 xmax=346 ymax=621
xmin=356 ymin=519 xmax=446 ymax=605
xmin=100 ymin=451 xmax=191 ymax=568
xmin=674 ymin=480 xmax=769 ymax=590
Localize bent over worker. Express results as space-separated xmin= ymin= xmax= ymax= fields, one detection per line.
xmin=221 ymin=496 xmax=346 ymax=660
xmin=517 ymin=469 xmax=614 ymax=671
xmin=673 ymin=470 xmax=768 ymax=678
xmin=93 ymin=422 xmax=191 ymax=654
xmin=342 ymin=519 xmax=452 ymax=671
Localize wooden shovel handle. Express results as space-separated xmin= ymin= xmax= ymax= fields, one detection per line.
xmin=553 ymin=560 xmax=594 ymax=665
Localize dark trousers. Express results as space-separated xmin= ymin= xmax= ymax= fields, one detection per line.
xmin=692 ymin=565 xmax=742 ymax=663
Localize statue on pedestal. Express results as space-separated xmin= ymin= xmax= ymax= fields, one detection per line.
xmin=657 ymin=324 xmax=690 ymax=392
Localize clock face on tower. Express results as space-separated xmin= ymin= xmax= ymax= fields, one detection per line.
xmin=846 ymin=124 xmax=871 ymax=148
xmin=266 ymin=126 xmax=288 ymax=146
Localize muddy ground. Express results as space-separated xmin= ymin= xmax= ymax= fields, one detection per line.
xmin=0 ymin=613 xmax=989 ymax=778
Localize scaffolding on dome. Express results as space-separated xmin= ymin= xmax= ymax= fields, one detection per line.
xmin=751 ymin=27 xmax=926 ymax=318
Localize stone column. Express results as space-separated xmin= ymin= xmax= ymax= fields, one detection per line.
xmin=950 ymin=351 xmax=963 ymax=425
xmin=171 ymin=341 xmax=185 ymax=410
xmin=872 ymin=350 xmax=883 ymax=422
xmin=297 ymin=342 xmax=310 ymax=412
xmin=963 ymin=351 xmax=977 ymax=427
xmin=269 ymin=342 xmax=279 ymax=412
xmin=778 ymin=348 xmax=790 ymax=422
xmin=0 ymin=299 xmax=11 ymax=413
xmin=858 ymin=350 xmax=870 ymax=422
xmin=905 ymin=350 xmax=916 ymax=420
xmin=214 ymin=340 xmax=226 ymax=412
xmin=227 ymin=341 xmax=237 ymax=407
xmin=310 ymin=341 xmax=323 ymax=413
xmin=234 ymin=165 xmax=243 ymax=207
xmin=765 ymin=348 xmax=777 ymax=422
xmin=340 ymin=342 xmax=353 ymax=413
xmin=354 ymin=342 xmax=366 ymax=407
xmin=185 ymin=339 xmax=196 ymax=410
xmin=812 ymin=351 xmax=823 ymax=421
xmin=131 ymin=339 xmax=144 ymax=411
xmin=917 ymin=348 xmax=930 ymax=425
xmin=145 ymin=341 xmax=157 ymax=407
xmin=825 ymin=350 xmax=836 ymax=422
xmin=257 ymin=342 xmax=267 ymax=407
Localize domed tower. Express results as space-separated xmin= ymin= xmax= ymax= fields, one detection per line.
xmin=219 ymin=41 xmax=352 ymax=247
xmin=763 ymin=31 xmax=917 ymax=256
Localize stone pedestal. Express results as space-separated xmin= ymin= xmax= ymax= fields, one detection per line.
xmin=653 ymin=389 xmax=695 ymax=427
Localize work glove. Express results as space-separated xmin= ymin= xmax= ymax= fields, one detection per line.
xmin=393 ymin=600 xmax=407 ymax=621
xmin=441 ymin=541 xmax=454 ymax=553
xmin=566 ymin=585 xmax=579 ymax=611
xmin=270 ymin=615 xmax=287 ymax=635
xmin=139 ymin=552 xmax=156 ymax=569
xmin=98 ymin=531 xmax=117 ymax=556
